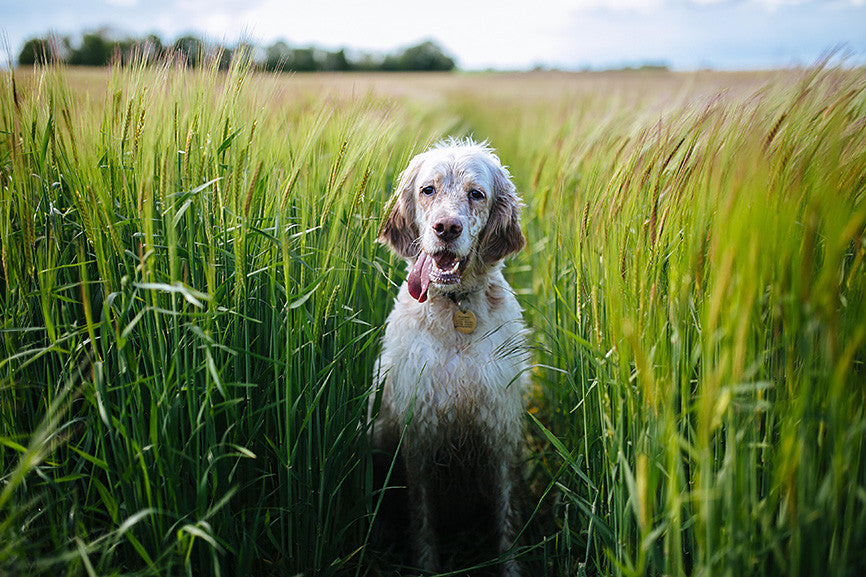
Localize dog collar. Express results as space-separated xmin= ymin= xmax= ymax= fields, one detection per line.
xmin=447 ymin=293 xmax=477 ymax=334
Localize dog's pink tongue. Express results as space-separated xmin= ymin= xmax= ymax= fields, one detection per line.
xmin=407 ymin=251 xmax=432 ymax=303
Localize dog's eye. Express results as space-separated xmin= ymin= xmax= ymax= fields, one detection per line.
xmin=421 ymin=186 xmax=435 ymax=196
xmin=468 ymin=189 xmax=485 ymax=201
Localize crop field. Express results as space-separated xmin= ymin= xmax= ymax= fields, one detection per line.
xmin=1 ymin=57 xmax=865 ymax=576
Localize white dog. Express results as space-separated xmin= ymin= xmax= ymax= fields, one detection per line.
xmin=370 ymin=139 xmax=528 ymax=575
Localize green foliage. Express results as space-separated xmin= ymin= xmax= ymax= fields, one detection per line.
xmin=1 ymin=58 xmax=865 ymax=576
xmin=16 ymin=38 xmax=55 ymax=66
xmin=68 ymin=33 xmax=115 ymax=67
xmin=17 ymin=31 xmax=457 ymax=72
xmin=172 ymin=35 xmax=206 ymax=68
xmin=381 ymin=40 xmax=456 ymax=72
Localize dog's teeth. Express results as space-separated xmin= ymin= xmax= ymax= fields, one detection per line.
xmin=446 ymin=261 xmax=460 ymax=273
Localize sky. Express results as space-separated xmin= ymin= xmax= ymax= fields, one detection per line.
xmin=1 ymin=0 xmax=864 ymax=70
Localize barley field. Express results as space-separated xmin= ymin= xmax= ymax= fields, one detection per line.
xmin=1 ymin=56 xmax=865 ymax=576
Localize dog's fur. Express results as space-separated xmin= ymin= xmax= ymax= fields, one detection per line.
xmin=370 ymin=139 xmax=528 ymax=575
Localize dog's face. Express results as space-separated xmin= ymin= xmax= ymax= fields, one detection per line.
xmin=379 ymin=140 xmax=525 ymax=302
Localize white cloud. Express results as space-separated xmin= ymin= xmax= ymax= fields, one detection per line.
xmin=574 ymin=0 xmax=665 ymax=11
xmin=564 ymin=0 xmax=860 ymax=9
xmin=752 ymin=0 xmax=810 ymax=8
xmin=153 ymin=0 xmax=863 ymax=69
xmin=229 ymin=0 xmax=572 ymax=68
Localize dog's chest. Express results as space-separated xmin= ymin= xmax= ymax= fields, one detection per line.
xmin=378 ymin=285 xmax=526 ymax=425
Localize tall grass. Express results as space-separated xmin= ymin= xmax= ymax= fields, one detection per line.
xmin=455 ymin=66 xmax=866 ymax=576
xmin=0 ymin=55 xmax=454 ymax=575
xmin=1 ymin=57 xmax=864 ymax=576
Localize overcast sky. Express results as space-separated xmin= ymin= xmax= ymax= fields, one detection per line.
xmin=1 ymin=0 xmax=864 ymax=70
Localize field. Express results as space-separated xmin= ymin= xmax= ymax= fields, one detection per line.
xmin=1 ymin=58 xmax=865 ymax=576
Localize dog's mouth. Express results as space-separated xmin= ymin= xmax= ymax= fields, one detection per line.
xmin=407 ymin=250 xmax=469 ymax=303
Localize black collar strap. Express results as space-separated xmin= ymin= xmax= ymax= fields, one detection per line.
xmin=446 ymin=292 xmax=472 ymax=312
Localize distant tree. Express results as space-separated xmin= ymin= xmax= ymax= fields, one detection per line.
xmin=227 ymin=42 xmax=255 ymax=70
xmin=174 ymin=35 xmax=205 ymax=67
xmin=216 ymin=47 xmax=232 ymax=70
xmin=18 ymin=37 xmax=54 ymax=65
xmin=16 ymin=30 xmax=460 ymax=72
xmin=351 ymin=52 xmax=384 ymax=72
xmin=69 ymin=32 xmax=113 ymax=66
xmin=384 ymin=40 xmax=455 ymax=71
xmin=265 ymin=40 xmax=292 ymax=71
xmin=115 ymin=38 xmax=135 ymax=65
xmin=138 ymin=34 xmax=165 ymax=64
xmin=323 ymin=49 xmax=350 ymax=72
xmin=290 ymin=47 xmax=316 ymax=72
xmin=264 ymin=42 xmax=354 ymax=72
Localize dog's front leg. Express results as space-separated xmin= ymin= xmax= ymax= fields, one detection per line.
xmin=496 ymin=459 xmax=522 ymax=577
xmin=407 ymin=457 xmax=439 ymax=572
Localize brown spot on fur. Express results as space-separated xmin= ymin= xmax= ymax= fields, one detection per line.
xmin=378 ymin=188 xmax=419 ymax=258
xmin=486 ymin=283 xmax=505 ymax=311
xmin=378 ymin=154 xmax=426 ymax=258
xmin=480 ymin=187 xmax=525 ymax=264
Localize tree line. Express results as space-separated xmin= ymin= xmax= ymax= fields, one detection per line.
xmin=17 ymin=30 xmax=457 ymax=72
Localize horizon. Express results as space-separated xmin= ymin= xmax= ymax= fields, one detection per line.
xmin=1 ymin=0 xmax=865 ymax=72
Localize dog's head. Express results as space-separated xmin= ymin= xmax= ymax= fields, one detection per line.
xmin=379 ymin=139 xmax=525 ymax=302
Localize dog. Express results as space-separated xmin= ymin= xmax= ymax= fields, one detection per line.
xmin=370 ymin=139 xmax=529 ymax=576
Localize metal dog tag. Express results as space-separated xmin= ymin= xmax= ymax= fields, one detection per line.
xmin=452 ymin=309 xmax=477 ymax=334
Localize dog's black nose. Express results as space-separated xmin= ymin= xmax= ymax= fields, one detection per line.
xmin=433 ymin=218 xmax=463 ymax=242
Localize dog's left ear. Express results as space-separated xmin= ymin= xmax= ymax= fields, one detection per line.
xmin=480 ymin=165 xmax=525 ymax=264
xmin=378 ymin=154 xmax=424 ymax=258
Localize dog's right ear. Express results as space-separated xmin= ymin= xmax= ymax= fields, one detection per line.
xmin=479 ymin=162 xmax=525 ymax=264
xmin=378 ymin=154 xmax=423 ymax=258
